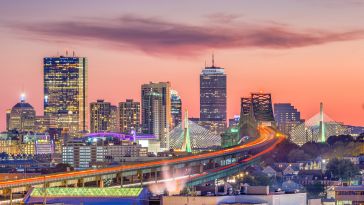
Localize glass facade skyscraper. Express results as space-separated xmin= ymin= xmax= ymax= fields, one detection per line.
xmin=170 ymin=89 xmax=182 ymax=128
xmin=199 ymin=58 xmax=227 ymax=134
xmin=44 ymin=56 xmax=87 ymax=136
xmin=141 ymin=82 xmax=171 ymax=149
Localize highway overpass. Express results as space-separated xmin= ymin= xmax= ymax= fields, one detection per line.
xmin=0 ymin=126 xmax=284 ymax=198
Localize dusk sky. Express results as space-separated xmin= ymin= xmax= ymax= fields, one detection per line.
xmin=1 ymin=0 xmax=364 ymax=130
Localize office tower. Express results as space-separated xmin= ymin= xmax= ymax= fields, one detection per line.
xmin=90 ymin=100 xmax=116 ymax=133
xmin=141 ymin=82 xmax=172 ymax=149
xmin=119 ymin=99 xmax=140 ymax=134
xmin=44 ymin=55 xmax=87 ymax=136
xmin=274 ymin=103 xmax=302 ymax=136
xmin=8 ymin=95 xmax=36 ymax=132
xmin=200 ymin=55 xmax=227 ymax=134
xmin=171 ymin=89 xmax=182 ymax=128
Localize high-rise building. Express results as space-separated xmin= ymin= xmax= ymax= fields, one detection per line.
xmin=119 ymin=99 xmax=140 ymax=134
xmin=8 ymin=95 xmax=36 ymax=132
xmin=199 ymin=55 xmax=227 ymax=134
xmin=44 ymin=56 xmax=87 ymax=136
xmin=171 ymin=89 xmax=182 ymax=128
xmin=141 ymin=82 xmax=172 ymax=149
xmin=109 ymin=105 xmax=119 ymax=132
xmin=274 ymin=103 xmax=302 ymax=136
xmin=90 ymin=100 xmax=114 ymax=133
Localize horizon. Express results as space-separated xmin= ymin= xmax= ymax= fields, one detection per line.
xmin=1 ymin=0 xmax=364 ymax=131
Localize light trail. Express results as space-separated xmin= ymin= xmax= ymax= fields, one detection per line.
xmin=0 ymin=126 xmax=283 ymax=189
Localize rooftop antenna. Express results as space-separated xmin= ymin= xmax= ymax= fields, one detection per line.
xmin=73 ymin=50 xmax=75 ymax=57
xmin=204 ymin=60 xmax=207 ymax=68
xmin=212 ymin=53 xmax=215 ymax=67
xmin=66 ymin=50 xmax=68 ymax=56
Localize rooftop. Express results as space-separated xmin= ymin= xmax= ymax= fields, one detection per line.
xmin=30 ymin=187 xmax=143 ymax=198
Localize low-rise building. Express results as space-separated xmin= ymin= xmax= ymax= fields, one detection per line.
xmin=62 ymin=136 xmax=148 ymax=169
xmin=163 ymin=189 xmax=307 ymax=205
xmin=334 ymin=185 xmax=364 ymax=205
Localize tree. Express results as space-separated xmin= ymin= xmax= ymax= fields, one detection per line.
xmin=301 ymin=142 xmax=329 ymax=158
xmin=264 ymin=139 xmax=299 ymax=163
xmin=327 ymin=135 xmax=354 ymax=146
xmin=325 ymin=158 xmax=359 ymax=180
xmin=240 ymin=172 xmax=272 ymax=186
xmin=305 ymin=182 xmax=324 ymax=198
xmin=287 ymin=149 xmax=311 ymax=162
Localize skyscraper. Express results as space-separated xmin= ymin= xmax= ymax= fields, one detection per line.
xmin=119 ymin=99 xmax=140 ymax=134
xmin=90 ymin=100 xmax=115 ymax=133
xmin=8 ymin=95 xmax=36 ymax=132
xmin=274 ymin=103 xmax=302 ymax=136
xmin=141 ymin=82 xmax=172 ymax=149
xmin=44 ymin=56 xmax=87 ymax=136
xmin=171 ymin=89 xmax=182 ymax=128
xmin=199 ymin=55 xmax=227 ymax=134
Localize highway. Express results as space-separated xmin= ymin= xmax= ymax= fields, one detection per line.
xmin=0 ymin=126 xmax=284 ymax=189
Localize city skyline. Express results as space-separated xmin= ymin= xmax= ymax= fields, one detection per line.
xmin=1 ymin=0 xmax=364 ymax=131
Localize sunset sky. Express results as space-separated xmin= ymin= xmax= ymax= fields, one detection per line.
xmin=0 ymin=0 xmax=364 ymax=130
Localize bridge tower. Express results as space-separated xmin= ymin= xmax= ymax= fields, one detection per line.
xmin=181 ymin=110 xmax=192 ymax=153
xmin=319 ymin=102 xmax=326 ymax=143
xmin=251 ymin=93 xmax=275 ymax=126
xmin=239 ymin=97 xmax=258 ymax=138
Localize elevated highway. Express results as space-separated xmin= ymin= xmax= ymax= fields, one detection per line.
xmin=0 ymin=126 xmax=285 ymax=197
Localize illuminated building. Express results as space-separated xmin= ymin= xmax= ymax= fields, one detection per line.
xmin=8 ymin=95 xmax=36 ymax=132
xmin=141 ymin=82 xmax=172 ymax=149
xmin=62 ymin=135 xmax=148 ymax=168
xmin=34 ymin=115 xmax=56 ymax=133
xmin=200 ymin=55 xmax=226 ymax=134
xmin=171 ymin=89 xmax=182 ymax=128
xmin=274 ymin=103 xmax=303 ymax=136
xmin=229 ymin=115 xmax=240 ymax=127
xmin=0 ymin=132 xmax=56 ymax=155
xmin=109 ymin=105 xmax=119 ymax=132
xmin=44 ymin=56 xmax=87 ymax=136
xmin=119 ymin=99 xmax=140 ymax=134
xmin=0 ymin=136 xmax=20 ymax=155
xmin=90 ymin=100 xmax=117 ymax=133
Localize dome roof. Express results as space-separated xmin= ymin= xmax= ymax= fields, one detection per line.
xmin=12 ymin=101 xmax=34 ymax=109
